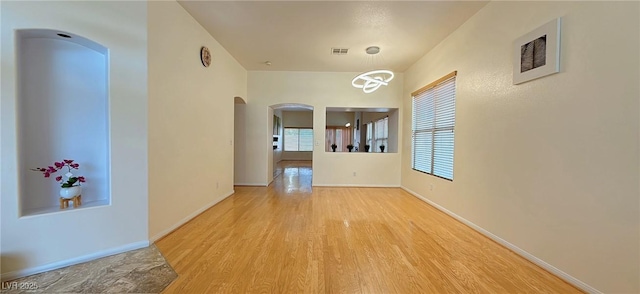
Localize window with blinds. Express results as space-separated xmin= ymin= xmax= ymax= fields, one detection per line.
xmin=411 ymin=71 xmax=457 ymax=180
xmin=284 ymin=128 xmax=313 ymax=151
xmin=374 ymin=117 xmax=388 ymax=153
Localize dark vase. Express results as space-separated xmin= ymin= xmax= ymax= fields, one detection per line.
xmin=364 ymin=145 xmax=370 ymax=152
xmin=380 ymin=145 xmax=385 ymax=153
xmin=347 ymin=146 xmax=353 ymax=152
xmin=331 ymin=146 xmax=337 ymax=152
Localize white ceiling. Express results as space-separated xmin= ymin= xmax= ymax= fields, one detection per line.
xmin=178 ymin=1 xmax=488 ymax=73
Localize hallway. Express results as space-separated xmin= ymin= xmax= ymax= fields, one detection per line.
xmin=155 ymin=161 xmax=579 ymax=293
xmin=273 ymin=160 xmax=313 ymax=193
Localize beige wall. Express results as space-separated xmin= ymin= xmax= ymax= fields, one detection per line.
xmin=148 ymin=1 xmax=247 ymax=240
xmin=326 ymin=112 xmax=355 ymax=127
xmin=362 ymin=112 xmax=389 ymax=125
xmin=243 ymin=71 xmax=403 ymax=187
xmin=401 ymin=2 xmax=639 ymax=293
xmin=1 ymin=0 xmax=149 ymax=277
xmin=283 ymin=111 xmax=313 ymax=127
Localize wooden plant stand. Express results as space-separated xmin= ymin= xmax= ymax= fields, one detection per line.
xmin=59 ymin=195 xmax=82 ymax=209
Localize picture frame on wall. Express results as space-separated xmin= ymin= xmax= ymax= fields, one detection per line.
xmin=513 ymin=18 xmax=561 ymax=84
xmin=273 ymin=115 xmax=281 ymax=135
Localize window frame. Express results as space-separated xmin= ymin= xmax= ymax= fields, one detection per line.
xmin=411 ymin=71 xmax=457 ymax=181
xmin=284 ymin=127 xmax=314 ymax=152
xmin=373 ymin=116 xmax=389 ymax=153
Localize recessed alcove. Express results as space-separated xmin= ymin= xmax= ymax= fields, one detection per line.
xmin=17 ymin=29 xmax=110 ymax=216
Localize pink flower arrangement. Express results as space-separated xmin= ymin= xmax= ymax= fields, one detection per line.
xmin=32 ymin=159 xmax=86 ymax=188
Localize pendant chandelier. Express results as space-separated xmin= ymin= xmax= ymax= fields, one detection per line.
xmin=351 ymin=46 xmax=394 ymax=94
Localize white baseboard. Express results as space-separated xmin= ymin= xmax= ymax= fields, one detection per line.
xmin=313 ymin=184 xmax=400 ymax=188
xmin=400 ymin=186 xmax=601 ymax=294
xmin=150 ymin=190 xmax=235 ymax=242
xmin=234 ymin=183 xmax=268 ymax=187
xmin=0 ymin=240 xmax=149 ymax=282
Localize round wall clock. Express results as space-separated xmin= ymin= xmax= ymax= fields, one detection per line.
xmin=200 ymin=46 xmax=211 ymax=67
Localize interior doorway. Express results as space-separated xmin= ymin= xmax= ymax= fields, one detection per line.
xmin=233 ymin=96 xmax=247 ymax=185
xmin=269 ymin=104 xmax=314 ymax=188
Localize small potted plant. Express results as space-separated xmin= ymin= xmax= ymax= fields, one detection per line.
xmin=347 ymin=144 xmax=354 ymax=152
xmin=379 ymin=145 xmax=385 ymax=153
xmin=32 ymin=159 xmax=86 ymax=199
xmin=331 ymin=143 xmax=337 ymax=152
xmin=364 ymin=145 xmax=370 ymax=152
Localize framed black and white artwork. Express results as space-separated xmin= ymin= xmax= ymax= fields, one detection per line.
xmin=513 ymin=18 xmax=561 ymax=84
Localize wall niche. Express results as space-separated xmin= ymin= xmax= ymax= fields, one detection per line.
xmin=17 ymin=29 xmax=110 ymax=216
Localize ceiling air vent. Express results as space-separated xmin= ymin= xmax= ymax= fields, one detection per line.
xmin=331 ymin=48 xmax=349 ymax=55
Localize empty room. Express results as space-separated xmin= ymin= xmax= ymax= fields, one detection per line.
xmin=1 ymin=1 xmax=638 ymax=293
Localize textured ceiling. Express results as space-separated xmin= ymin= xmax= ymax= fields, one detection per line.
xmin=178 ymin=1 xmax=488 ymax=72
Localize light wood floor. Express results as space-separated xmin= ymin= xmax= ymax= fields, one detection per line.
xmin=156 ymin=161 xmax=580 ymax=293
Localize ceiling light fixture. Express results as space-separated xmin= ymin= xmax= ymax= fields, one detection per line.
xmin=351 ymin=46 xmax=394 ymax=94
xmin=345 ymin=122 xmax=351 ymax=127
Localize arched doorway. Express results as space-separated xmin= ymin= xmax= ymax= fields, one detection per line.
xmin=233 ymin=96 xmax=247 ymax=185
xmin=269 ymin=103 xmax=314 ymax=190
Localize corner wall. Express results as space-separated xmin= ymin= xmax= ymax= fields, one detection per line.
xmin=401 ymin=2 xmax=639 ymax=292
xmin=148 ymin=1 xmax=247 ymax=240
xmin=1 ymin=0 xmax=149 ymax=278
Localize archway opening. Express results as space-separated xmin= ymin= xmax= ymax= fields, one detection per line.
xmin=233 ymin=96 xmax=247 ymax=185
xmin=269 ymin=103 xmax=314 ymax=191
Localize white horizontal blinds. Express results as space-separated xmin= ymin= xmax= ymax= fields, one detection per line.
xmin=286 ymin=128 xmax=313 ymax=151
xmin=284 ymin=128 xmax=299 ymax=151
xmin=412 ymin=73 xmax=456 ymax=180
xmin=433 ymin=77 xmax=456 ymax=179
xmin=299 ymin=129 xmax=314 ymax=151
xmin=433 ymin=129 xmax=454 ymax=179
xmin=412 ymin=130 xmax=432 ymax=173
xmin=412 ymin=89 xmax=434 ymax=173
